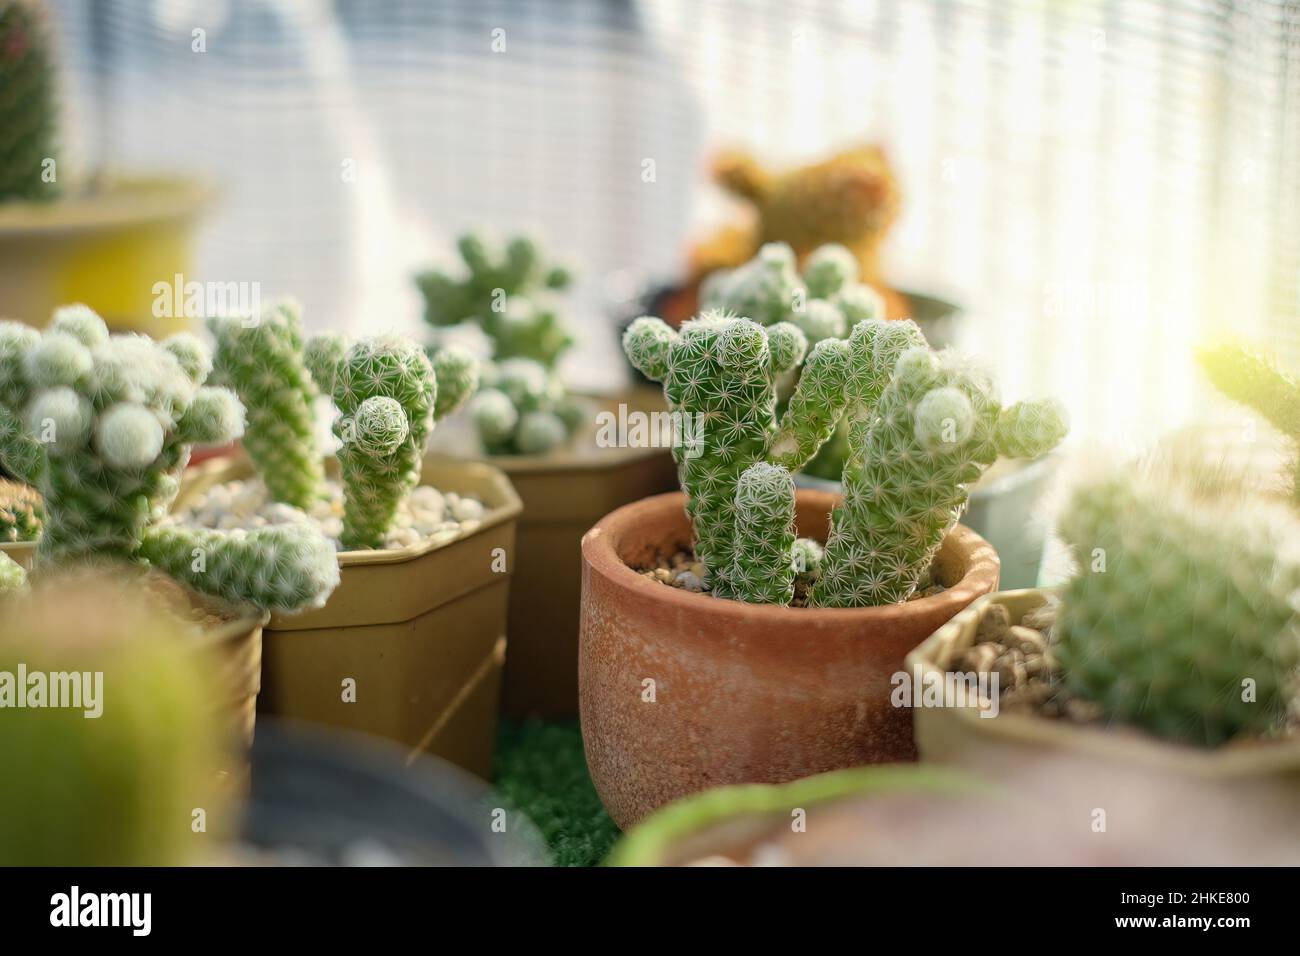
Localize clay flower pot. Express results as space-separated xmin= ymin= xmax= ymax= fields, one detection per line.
xmin=906 ymin=589 xmax=1300 ymax=809
xmin=578 ymin=489 xmax=1000 ymax=829
xmin=0 ymin=176 xmax=213 ymax=334
xmin=175 ymin=455 xmax=523 ymax=780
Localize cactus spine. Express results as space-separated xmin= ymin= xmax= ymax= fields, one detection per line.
xmin=417 ymin=232 xmax=580 ymax=455
xmin=1055 ymin=467 xmax=1300 ymax=746
xmin=0 ymin=0 xmax=60 ymax=203
xmin=0 ymin=306 xmax=339 ymax=613
xmin=208 ymin=301 xmax=326 ymax=510
xmin=1198 ymin=341 xmax=1300 ymax=504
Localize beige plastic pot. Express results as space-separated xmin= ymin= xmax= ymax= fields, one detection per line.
xmin=483 ymin=386 xmax=678 ymax=718
xmin=578 ymin=489 xmax=1000 ymax=829
xmin=906 ymin=589 xmax=1300 ymax=814
xmin=175 ymin=454 xmax=522 ymax=779
xmin=0 ymin=176 xmax=214 ymax=333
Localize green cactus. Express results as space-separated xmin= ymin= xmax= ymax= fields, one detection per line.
xmin=1055 ymin=466 xmax=1300 ymax=746
xmin=417 ymin=232 xmax=581 ymax=455
xmin=1197 ymin=341 xmax=1300 ymax=504
xmin=309 ymin=334 xmax=473 ymax=550
xmin=208 ymin=300 xmax=326 ymax=511
xmin=0 ymin=0 xmax=60 ymax=203
xmin=811 ymin=342 xmax=1067 ymax=607
xmin=0 ymin=476 xmax=41 ymax=541
xmin=0 ymin=573 xmax=228 ymax=864
xmin=731 ymin=462 xmax=798 ymax=604
xmin=0 ymin=306 xmax=339 ymax=613
xmin=623 ymin=312 xmax=808 ymax=599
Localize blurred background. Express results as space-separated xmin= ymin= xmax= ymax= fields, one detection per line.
xmin=42 ymin=0 xmax=1300 ymax=445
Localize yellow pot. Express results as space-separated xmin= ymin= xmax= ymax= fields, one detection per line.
xmin=0 ymin=175 xmax=214 ymax=333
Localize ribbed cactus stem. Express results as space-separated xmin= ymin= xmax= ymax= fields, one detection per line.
xmin=1198 ymin=341 xmax=1300 ymax=503
xmin=1055 ymin=470 xmax=1300 ymax=746
xmin=0 ymin=0 xmax=61 ymax=203
xmin=208 ymin=301 xmax=326 ymax=510
xmin=731 ymin=462 xmax=797 ymax=605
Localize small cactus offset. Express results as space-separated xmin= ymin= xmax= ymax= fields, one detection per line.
xmin=309 ymin=334 xmax=475 ymax=550
xmin=1054 ymin=466 xmax=1300 ymax=746
xmin=1197 ymin=341 xmax=1300 ymax=503
xmin=208 ymin=300 xmax=326 ymax=511
xmin=0 ymin=0 xmax=60 ymax=203
xmin=0 ymin=476 xmax=41 ymax=541
xmin=0 ymin=548 xmax=24 ymax=592
xmin=812 ymin=343 xmax=1067 ymax=607
xmin=417 ymin=232 xmax=581 ymax=455
xmin=0 ymin=305 xmax=339 ymax=613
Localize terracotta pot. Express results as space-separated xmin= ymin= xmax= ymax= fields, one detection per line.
xmin=175 ymin=455 xmax=523 ymax=780
xmin=906 ymin=589 xmax=1300 ymax=804
xmin=485 ymin=387 xmax=678 ymax=718
xmin=0 ymin=176 xmax=214 ymax=334
xmin=578 ymin=489 xmax=1000 ymax=829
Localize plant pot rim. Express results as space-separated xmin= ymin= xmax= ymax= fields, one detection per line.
xmin=582 ymin=490 xmax=1000 ymax=624
xmin=181 ymin=453 xmax=523 ymax=568
xmin=0 ymin=174 xmax=217 ymax=238
xmin=906 ymin=587 xmax=1300 ymax=775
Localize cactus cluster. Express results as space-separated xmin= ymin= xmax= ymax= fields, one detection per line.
xmin=0 ymin=0 xmax=61 ymax=203
xmin=0 ymin=305 xmax=338 ymax=612
xmin=1054 ymin=463 xmax=1300 ymax=746
xmin=0 ymin=572 xmax=226 ymax=864
xmin=417 ymin=233 xmax=582 ymax=456
xmin=625 ymin=296 xmax=1068 ymax=607
xmin=1198 ymin=341 xmax=1300 ymax=505
xmin=210 ymin=300 xmax=478 ymax=550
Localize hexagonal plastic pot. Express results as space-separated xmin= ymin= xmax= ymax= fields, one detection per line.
xmin=578 ymin=488 xmax=1000 ymax=830
xmin=477 ymin=386 xmax=678 ymax=718
xmin=175 ymin=455 xmax=523 ymax=780
xmin=905 ymin=588 xmax=1300 ymax=809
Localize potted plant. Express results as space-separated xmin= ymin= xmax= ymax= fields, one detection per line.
xmin=416 ymin=233 xmax=676 ymax=718
xmin=0 ymin=1 xmax=212 ymax=334
xmin=580 ymin=308 xmax=1068 ymax=828
xmin=174 ymin=301 xmax=522 ymax=778
xmin=906 ymin=443 xmax=1300 ymax=819
xmin=0 ymin=306 xmax=340 ymax=760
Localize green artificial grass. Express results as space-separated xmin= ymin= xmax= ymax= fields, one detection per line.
xmin=491 ymin=718 xmax=620 ymax=867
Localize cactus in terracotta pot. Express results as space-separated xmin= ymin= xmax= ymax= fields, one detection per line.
xmin=1197 ymin=340 xmax=1300 ymax=504
xmin=626 ymin=308 xmax=1069 ymax=607
xmin=1054 ymin=464 xmax=1300 ymax=746
xmin=0 ymin=476 xmax=41 ymax=541
xmin=0 ymin=306 xmax=339 ymax=613
xmin=416 ymin=232 xmax=583 ymax=456
xmin=0 ymin=0 xmax=61 ymax=203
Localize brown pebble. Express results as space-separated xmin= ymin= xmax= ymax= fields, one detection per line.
xmin=976 ymin=603 xmax=1011 ymax=643
xmin=959 ymin=643 xmax=1000 ymax=675
xmin=1005 ymin=625 xmax=1047 ymax=655
xmin=1020 ymin=597 xmax=1060 ymax=633
xmin=653 ymin=568 xmax=674 ymax=584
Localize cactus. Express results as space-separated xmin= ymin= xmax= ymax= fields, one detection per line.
xmin=0 ymin=0 xmax=60 ymax=203
xmin=416 ymin=232 xmax=581 ymax=455
xmin=623 ymin=312 xmax=808 ymax=599
xmin=208 ymin=300 xmax=326 ymax=511
xmin=1198 ymin=341 xmax=1300 ymax=504
xmin=0 ymin=572 xmax=227 ymax=864
xmin=811 ymin=343 xmax=1067 ymax=607
xmin=0 ymin=476 xmax=41 ymax=541
xmin=626 ymin=307 xmax=1069 ymax=606
xmin=0 ymin=306 xmax=338 ymax=613
xmin=1054 ymin=465 xmax=1300 ymax=746
xmin=308 ymin=334 xmax=473 ymax=550
xmin=701 ymin=241 xmax=882 ymax=346
xmin=712 ymin=147 xmax=899 ymax=284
